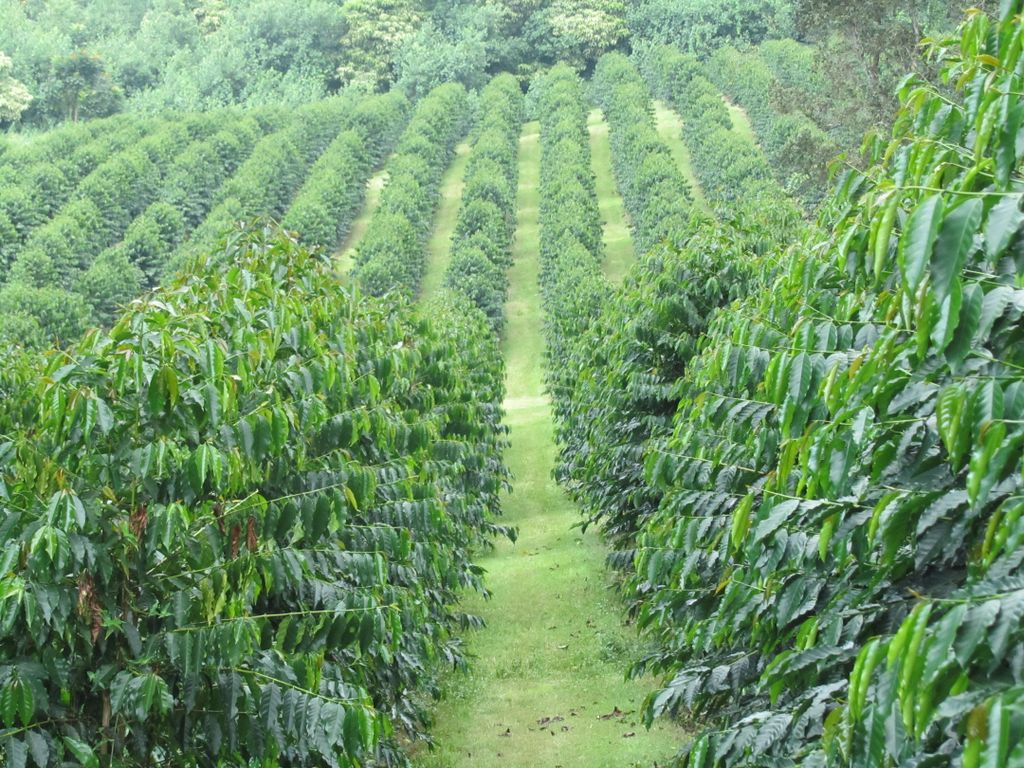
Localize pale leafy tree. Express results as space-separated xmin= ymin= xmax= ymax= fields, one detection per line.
xmin=531 ymin=0 xmax=629 ymax=70
xmin=0 ymin=52 xmax=31 ymax=125
xmin=337 ymin=0 xmax=424 ymax=91
xmin=192 ymin=0 xmax=229 ymax=34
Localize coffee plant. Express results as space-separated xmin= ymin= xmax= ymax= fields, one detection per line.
xmin=617 ymin=6 xmax=1024 ymax=765
xmin=0 ymin=221 xmax=510 ymax=767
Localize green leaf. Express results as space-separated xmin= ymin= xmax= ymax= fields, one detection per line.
xmin=995 ymin=96 xmax=1023 ymax=187
xmin=25 ymin=731 xmax=47 ymax=768
xmin=147 ymin=370 xmax=166 ymax=416
xmin=6 ymin=738 xmax=27 ymax=768
xmin=899 ymin=194 xmax=944 ymax=294
xmin=931 ymin=198 xmax=981 ymax=302
xmin=62 ymin=738 xmax=98 ymax=768
xmin=984 ymin=193 xmax=1023 ymax=258
xmin=753 ymin=499 xmax=800 ymax=543
xmin=945 ymin=283 xmax=983 ymax=369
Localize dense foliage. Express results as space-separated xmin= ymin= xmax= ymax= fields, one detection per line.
xmin=353 ymin=83 xmax=469 ymax=297
xmin=181 ymin=97 xmax=353 ymax=261
xmin=706 ymin=45 xmax=837 ymax=203
xmin=560 ymin=44 xmax=805 ymax=556
xmin=635 ymin=43 xmax=804 ymax=235
xmin=0 ymin=93 xmax=386 ymax=347
xmin=581 ymin=6 xmax=1024 ymax=766
xmin=625 ymin=0 xmax=795 ymax=55
xmin=0 ymin=223 xmax=510 ymax=766
xmin=442 ymin=74 xmax=523 ymax=329
xmin=530 ymin=65 xmax=610 ymax=428
xmin=283 ymin=91 xmax=409 ymax=251
xmin=0 ymin=0 xmax=348 ymax=122
xmin=591 ymin=52 xmax=695 ymax=253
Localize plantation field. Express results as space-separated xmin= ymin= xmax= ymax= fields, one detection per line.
xmin=0 ymin=4 xmax=1023 ymax=768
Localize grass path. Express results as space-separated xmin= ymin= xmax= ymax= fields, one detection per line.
xmin=724 ymin=98 xmax=757 ymax=146
xmin=414 ymin=122 xmax=684 ymax=768
xmin=420 ymin=142 xmax=472 ymax=299
xmin=334 ymin=168 xmax=388 ymax=273
xmin=652 ymin=101 xmax=707 ymax=210
xmin=586 ymin=108 xmax=635 ymax=285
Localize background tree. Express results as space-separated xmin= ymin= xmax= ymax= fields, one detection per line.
xmin=525 ymin=0 xmax=629 ymax=71
xmin=625 ymin=0 xmax=795 ymax=54
xmin=0 ymin=52 xmax=31 ymax=125
xmin=793 ymin=0 xmax=956 ymax=140
xmin=395 ymin=13 xmax=489 ymax=97
xmin=337 ymin=0 xmax=425 ymax=91
xmin=45 ymin=50 xmax=122 ymax=122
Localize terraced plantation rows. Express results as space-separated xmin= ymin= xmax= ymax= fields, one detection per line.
xmin=1 ymin=5 xmax=1024 ymax=767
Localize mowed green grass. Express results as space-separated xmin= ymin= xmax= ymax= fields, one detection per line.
xmin=587 ymin=109 xmax=635 ymax=285
xmin=652 ymin=100 xmax=708 ymax=210
xmin=420 ymin=142 xmax=472 ymax=300
xmin=334 ymin=168 xmax=388 ymax=273
xmin=724 ymin=98 xmax=757 ymax=146
xmin=414 ymin=122 xmax=686 ymax=768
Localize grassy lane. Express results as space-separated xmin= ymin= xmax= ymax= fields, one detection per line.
xmin=420 ymin=142 xmax=472 ymax=299
xmin=586 ymin=108 xmax=635 ymax=285
xmin=415 ymin=123 xmax=684 ymax=768
xmin=724 ymin=98 xmax=757 ymax=146
xmin=652 ymin=100 xmax=707 ymax=210
xmin=334 ymin=168 xmax=388 ymax=273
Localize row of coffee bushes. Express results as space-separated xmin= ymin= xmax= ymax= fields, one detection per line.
xmin=283 ymin=92 xmax=410 ymax=251
xmin=707 ymin=45 xmax=838 ymax=204
xmin=635 ymin=44 xmax=805 ymax=243
xmin=84 ymin=114 xmax=269 ymax=324
xmin=0 ymin=117 xmax=226 ymax=347
xmin=577 ymin=8 xmax=1024 ymax=766
xmin=0 ymin=109 xmax=279 ymax=345
xmin=590 ymin=53 xmax=696 ymax=254
xmin=530 ymin=65 xmax=611 ymax=430
xmin=352 ymin=83 xmax=470 ymax=297
xmin=557 ymin=46 xmax=807 ymax=549
xmin=441 ymin=74 xmax=524 ymax=329
xmin=0 ymin=115 xmax=160 ymax=277
xmin=0 ymin=221 xmax=511 ymax=766
xmin=180 ymin=95 xmax=358 ymax=262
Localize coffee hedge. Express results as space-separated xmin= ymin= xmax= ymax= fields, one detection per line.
xmin=0 ymin=116 xmax=160 ymax=279
xmin=284 ymin=92 xmax=410 ymax=251
xmin=591 ymin=52 xmax=695 ymax=255
xmin=182 ymin=96 xmax=358 ymax=261
xmin=707 ymin=45 xmax=838 ymax=205
xmin=442 ymin=74 xmax=524 ymax=329
xmin=353 ymin=83 xmax=470 ymax=298
xmin=529 ymin=65 xmax=612 ymax=439
xmin=635 ymin=44 xmax=804 ymax=248
xmin=616 ymin=7 xmax=1024 ymax=765
xmin=0 ymin=222 xmax=510 ymax=767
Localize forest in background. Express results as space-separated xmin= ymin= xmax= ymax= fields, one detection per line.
xmin=0 ymin=1 xmax=971 ymax=144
